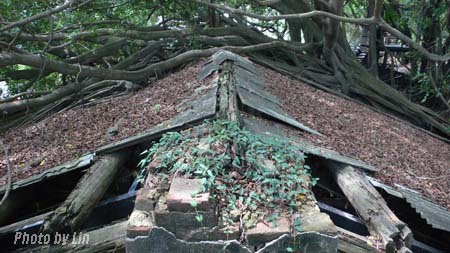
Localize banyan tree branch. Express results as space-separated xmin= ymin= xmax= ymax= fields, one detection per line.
xmin=192 ymin=0 xmax=450 ymax=62
xmin=0 ymin=41 xmax=313 ymax=82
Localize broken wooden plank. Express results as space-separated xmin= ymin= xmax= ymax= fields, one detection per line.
xmin=0 ymin=153 xmax=94 ymax=194
xmin=235 ymin=76 xmax=280 ymax=105
xmin=291 ymin=138 xmax=378 ymax=172
xmin=336 ymin=227 xmax=379 ymax=253
xmin=199 ymin=50 xmax=261 ymax=81
xmin=217 ymin=74 xmax=229 ymax=119
xmin=42 ymin=151 xmax=128 ymax=234
xmin=234 ymin=65 xmax=265 ymax=85
xmin=329 ymin=164 xmax=413 ymax=253
xmin=212 ymin=50 xmax=258 ymax=74
xmin=0 ymin=211 xmax=50 ymax=235
xmin=198 ymin=61 xmax=220 ymax=80
xmin=233 ymin=65 xmax=271 ymax=95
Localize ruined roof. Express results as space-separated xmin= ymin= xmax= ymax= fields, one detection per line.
xmin=2 ymin=50 xmax=449 ymax=210
xmin=1 ymin=50 xmax=449 ymax=252
xmin=0 ymin=60 xmax=214 ymax=184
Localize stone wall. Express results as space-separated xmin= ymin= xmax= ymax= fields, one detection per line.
xmin=126 ymin=176 xmax=338 ymax=253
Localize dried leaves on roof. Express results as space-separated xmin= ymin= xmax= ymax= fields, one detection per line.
xmin=0 ymin=61 xmax=210 ymax=185
xmin=263 ymin=66 xmax=450 ymax=210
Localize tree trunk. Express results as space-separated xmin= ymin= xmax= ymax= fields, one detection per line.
xmin=208 ymin=0 xmax=217 ymax=27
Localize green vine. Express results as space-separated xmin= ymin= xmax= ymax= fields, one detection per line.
xmin=139 ymin=120 xmax=317 ymax=241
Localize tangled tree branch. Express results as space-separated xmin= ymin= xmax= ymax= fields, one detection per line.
xmin=193 ymin=0 xmax=372 ymax=25
xmin=0 ymin=0 xmax=448 ymax=140
xmin=0 ymin=41 xmax=313 ymax=115
xmin=1 ymin=26 xmax=268 ymax=45
xmin=0 ymin=40 xmax=312 ymax=82
xmin=192 ymin=0 xmax=450 ymax=62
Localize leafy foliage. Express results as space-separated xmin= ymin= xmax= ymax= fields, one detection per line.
xmin=139 ymin=120 xmax=317 ymax=233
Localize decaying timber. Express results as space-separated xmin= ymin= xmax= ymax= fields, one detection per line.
xmin=329 ymin=164 xmax=413 ymax=252
xmin=0 ymin=211 xmax=51 ymax=235
xmin=336 ymin=227 xmax=379 ymax=253
xmin=42 ymin=151 xmax=128 ymax=234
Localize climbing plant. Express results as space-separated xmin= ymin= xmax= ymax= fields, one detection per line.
xmin=139 ymin=120 xmax=317 ymax=238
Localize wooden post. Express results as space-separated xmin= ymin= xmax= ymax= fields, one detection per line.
xmin=42 ymin=151 xmax=128 ymax=234
xmin=328 ymin=164 xmax=413 ymax=253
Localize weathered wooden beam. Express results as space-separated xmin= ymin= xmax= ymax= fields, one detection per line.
xmin=41 ymin=151 xmax=129 ymax=234
xmin=0 ymin=211 xmax=51 ymax=235
xmin=336 ymin=227 xmax=379 ymax=253
xmin=328 ymin=164 xmax=413 ymax=253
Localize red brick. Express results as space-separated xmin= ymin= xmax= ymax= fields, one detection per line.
xmin=166 ymin=177 xmax=211 ymax=212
